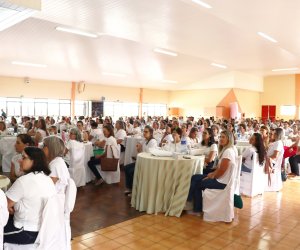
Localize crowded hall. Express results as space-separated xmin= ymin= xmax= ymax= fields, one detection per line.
xmin=0 ymin=0 xmax=300 ymax=249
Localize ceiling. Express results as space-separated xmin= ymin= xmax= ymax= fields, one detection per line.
xmin=0 ymin=0 xmax=299 ymax=90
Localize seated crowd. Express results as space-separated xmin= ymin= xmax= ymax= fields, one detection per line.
xmin=0 ymin=113 xmax=298 ymax=245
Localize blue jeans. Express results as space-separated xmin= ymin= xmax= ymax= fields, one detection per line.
xmin=187 ymin=174 xmax=226 ymax=212
xmin=241 ymin=163 xmax=251 ymax=173
xmin=124 ymin=162 xmax=136 ymax=189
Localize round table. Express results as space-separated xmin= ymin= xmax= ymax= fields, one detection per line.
xmin=131 ymin=152 xmax=205 ymax=217
xmin=0 ymin=175 xmax=10 ymax=191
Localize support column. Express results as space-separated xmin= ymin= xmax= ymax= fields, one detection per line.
xmin=71 ymin=82 xmax=76 ymax=118
xmin=295 ymin=75 xmax=300 ymax=119
xmin=139 ymin=88 xmax=143 ymax=118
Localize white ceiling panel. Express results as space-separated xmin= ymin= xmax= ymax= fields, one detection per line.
xmin=0 ymin=0 xmax=299 ymax=90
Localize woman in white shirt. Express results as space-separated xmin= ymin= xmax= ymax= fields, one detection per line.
xmin=200 ymin=128 xmax=218 ymax=174
xmin=64 ymin=128 xmax=83 ymax=167
xmin=159 ymin=124 xmax=173 ymax=147
xmin=163 ymin=127 xmax=183 ymax=153
xmin=124 ymin=125 xmax=157 ymax=195
xmin=187 ymin=127 xmax=200 ymax=148
xmin=241 ymin=133 xmax=266 ymax=173
xmin=43 ymin=136 xmax=70 ymax=194
xmin=185 ymin=130 xmax=237 ymax=214
xmin=88 ymin=125 xmax=120 ymax=186
xmin=0 ymin=121 xmax=8 ymax=136
xmin=34 ymin=119 xmax=49 ymax=145
xmin=10 ymin=134 xmax=35 ymax=182
xmin=4 ymin=147 xmax=56 ymax=244
xmin=115 ymin=120 xmax=127 ymax=153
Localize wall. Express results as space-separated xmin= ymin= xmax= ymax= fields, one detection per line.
xmin=261 ymin=75 xmax=296 ymax=120
xmin=234 ymin=89 xmax=261 ymax=118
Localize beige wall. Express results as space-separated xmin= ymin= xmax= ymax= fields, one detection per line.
xmin=234 ymin=89 xmax=261 ymax=118
xmin=0 ymin=76 xmax=71 ymax=99
xmin=261 ymin=75 xmax=296 ymax=120
xmin=169 ymin=89 xmax=231 ymax=117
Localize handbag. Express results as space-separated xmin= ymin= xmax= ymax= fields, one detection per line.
xmin=100 ymin=145 xmax=119 ymax=171
xmin=234 ymin=194 xmax=243 ymax=209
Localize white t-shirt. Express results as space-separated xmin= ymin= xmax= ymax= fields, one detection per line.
xmin=216 ymin=147 xmax=237 ymax=185
xmin=103 ymin=136 xmax=120 ymax=158
xmin=141 ymin=138 xmax=157 ymax=153
xmin=115 ymin=129 xmax=127 ymax=146
xmin=90 ymin=128 xmax=103 ymax=143
xmin=6 ymin=172 xmax=56 ymax=231
xmin=242 ymin=146 xmax=257 ymax=170
xmin=186 ymin=137 xmax=200 ymax=148
xmin=199 ymin=144 xmax=218 ymax=157
xmin=267 ymin=140 xmax=284 ymax=165
xmin=36 ymin=129 xmax=47 ymax=139
xmin=49 ymin=157 xmax=70 ymax=194
xmin=11 ymin=154 xmax=23 ymax=177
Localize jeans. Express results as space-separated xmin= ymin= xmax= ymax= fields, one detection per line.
xmin=289 ymin=155 xmax=300 ymax=176
xmin=187 ymin=174 xmax=226 ymax=212
xmin=88 ymin=156 xmax=102 ymax=180
xmin=4 ymin=216 xmax=38 ymax=244
xmin=241 ymin=163 xmax=251 ymax=173
xmin=124 ymin=162 xmax=136 ymax=189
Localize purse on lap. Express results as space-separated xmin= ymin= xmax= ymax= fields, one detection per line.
xmin=101 ymin=145 xmax=119 ymax=171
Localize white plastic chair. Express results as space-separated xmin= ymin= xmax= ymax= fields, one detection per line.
xmin=4 ymin=194 xmax=65 ymax=250
xmin=0 ymin=189 xmax=9 ymax=248
xmin=240 ymin=153 xmax=265 ymax=197
xmin=68 ymin=141 xmax=86 ymax=187
xmin=264 ymin=154 xmax=284 ymax=192
xmin=202 ymin=156 xmax=241 ymax=222
xmin=97 ymin=144 xmax=120 ymax=184
xmin=64 ymin=178 xmax=77 ymax=250
xmin=0 ymin=137 xmax=17 ymax=172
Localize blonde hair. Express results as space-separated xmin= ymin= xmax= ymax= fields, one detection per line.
xmin=218 ymin=130 xmax=235 ymax=159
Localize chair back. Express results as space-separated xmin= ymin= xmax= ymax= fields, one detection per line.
xmin=65 ymin=178 xmax=77 ymax=214
xmin=69 ymin=141 xmax=86 ymax=187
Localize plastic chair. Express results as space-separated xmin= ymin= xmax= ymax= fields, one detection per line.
xmin=203 ymin=156 xmax=241 ymax=222
xmin=68 ymin=141 xmax=86 ymax=187
xmin=240 ymin=153 xmax=265 ymax=197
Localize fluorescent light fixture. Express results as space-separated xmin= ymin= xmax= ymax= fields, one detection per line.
xmin=257 ymin=32 xmax=278 ymax=43
xmin=56 ymin=26 xmax=98 ymax=38
xmin=162 ymin=80 xmax=178 ymax=84
xmin=12 ymin=61 xmax=47 ymax=68
xmin=211 ymin=63 xmax=227 ymax=69
xmin=153 ymin=48 xmax=178 ymax=57
xmin=272 ymin=67 xmax=299 ymax=72
xmin=192 ymin=0 xmax=212 ymax=8
xmin=102 ymin=72 xmax=126 ymax=77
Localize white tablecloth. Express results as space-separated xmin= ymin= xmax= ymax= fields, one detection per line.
xmin=236 ymin=141 xmax=250 ymax=147
xmin=0 ymin=175 xmax=10 ymax=191
xmin=0 ymin=137 xmax=17 ymax=172
xmin=124 ymin=137 xmax=142 ymax=166
xmin=131 ymin=152 xmax=205 ymax=217
xmin=83 ymin=142 xmax=94 ymax=183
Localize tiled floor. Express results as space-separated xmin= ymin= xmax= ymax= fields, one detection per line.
xmin=71 ymin=178 xmax=300 ymax=250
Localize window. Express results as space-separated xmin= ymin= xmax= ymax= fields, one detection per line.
xmin=21 ymin=98 xmax=35 ymax=116
xmin=59 ymin=100 xmax=71 ymax=116
xmin=142 ymin=103 xmax=167 ymax=117
xmin=75 ymin=101 xmax=89 ymax=116
xmin=7 ymin=98 xmax=21 ymax=116
xmin=34 ymin=99 xmax=48 ymax=116
xmin=48 ymin=99 xmax=60 ymax=116
xmin=280 ymin=105 xmax=296 ymax=116
xmin=104 ymin=102 xmax=139 ymax=120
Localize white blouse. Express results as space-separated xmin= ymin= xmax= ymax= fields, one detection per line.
xmin=11 ymin=154 xmax=23 ymax=177
xmin=141 ymin=138 xmax=157 ymax=153
xmin=216 ymin=147 xmax=237 ymax=185
xmin=242 ymin=146 xmax=257 ymax=170
xmin=49 ymin=157 xmax=70 ymax=194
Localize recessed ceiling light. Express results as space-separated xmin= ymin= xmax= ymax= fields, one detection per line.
xmin=272 ymin=67 xmax=299 ymax=72
xmin=162 ymin=80 xmax=178 ymax=84
xmin=153 ymin=48 xmax=178 ymax=57
xmin=211 ymin=63 xmax=227 ymax=69
xmin=102 ymin=72 xmax=127 ymax=77
xmin=56 ymin=26 xmax=98 ymax=38
xmin=12 ymin=61 xmax=47 ymax=68
xmin=192 ymin=0 xmax=212 ymax=9
xmin=257 ymin=32 xmax=278 ymax=43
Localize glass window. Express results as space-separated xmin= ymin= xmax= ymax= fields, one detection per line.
xmin=59 ymin=100 xmax=71 ymax=116
xmin=142 ymin=103 xmax=167 ymax=117
xmin=75 ymin=101 xmax=88 ymax=116
xmin=48 ymin=99 xmax=60 ymax=116
xmin=21 ymin=98 xmax=34 ymax=116
xmin=34 ymin=102 xmax=47 ymax=116
xmin=280 ymin=105 xmax=296 ymax=116
xmin=7 ymin=101 xmax=21 ymax=116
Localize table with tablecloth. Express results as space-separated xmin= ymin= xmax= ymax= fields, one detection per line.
xmin=124 ymin=136 xmax=142 ymax=166
xmin=236 ymin=145 xmax=250 ymax=156
xmin=0 ymin=175 xmax=10 ymax=191
xmin=131 ymin=152 xmax=205 ymax=217
xmin=0 ymin=136 xmax=17 ymax=173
